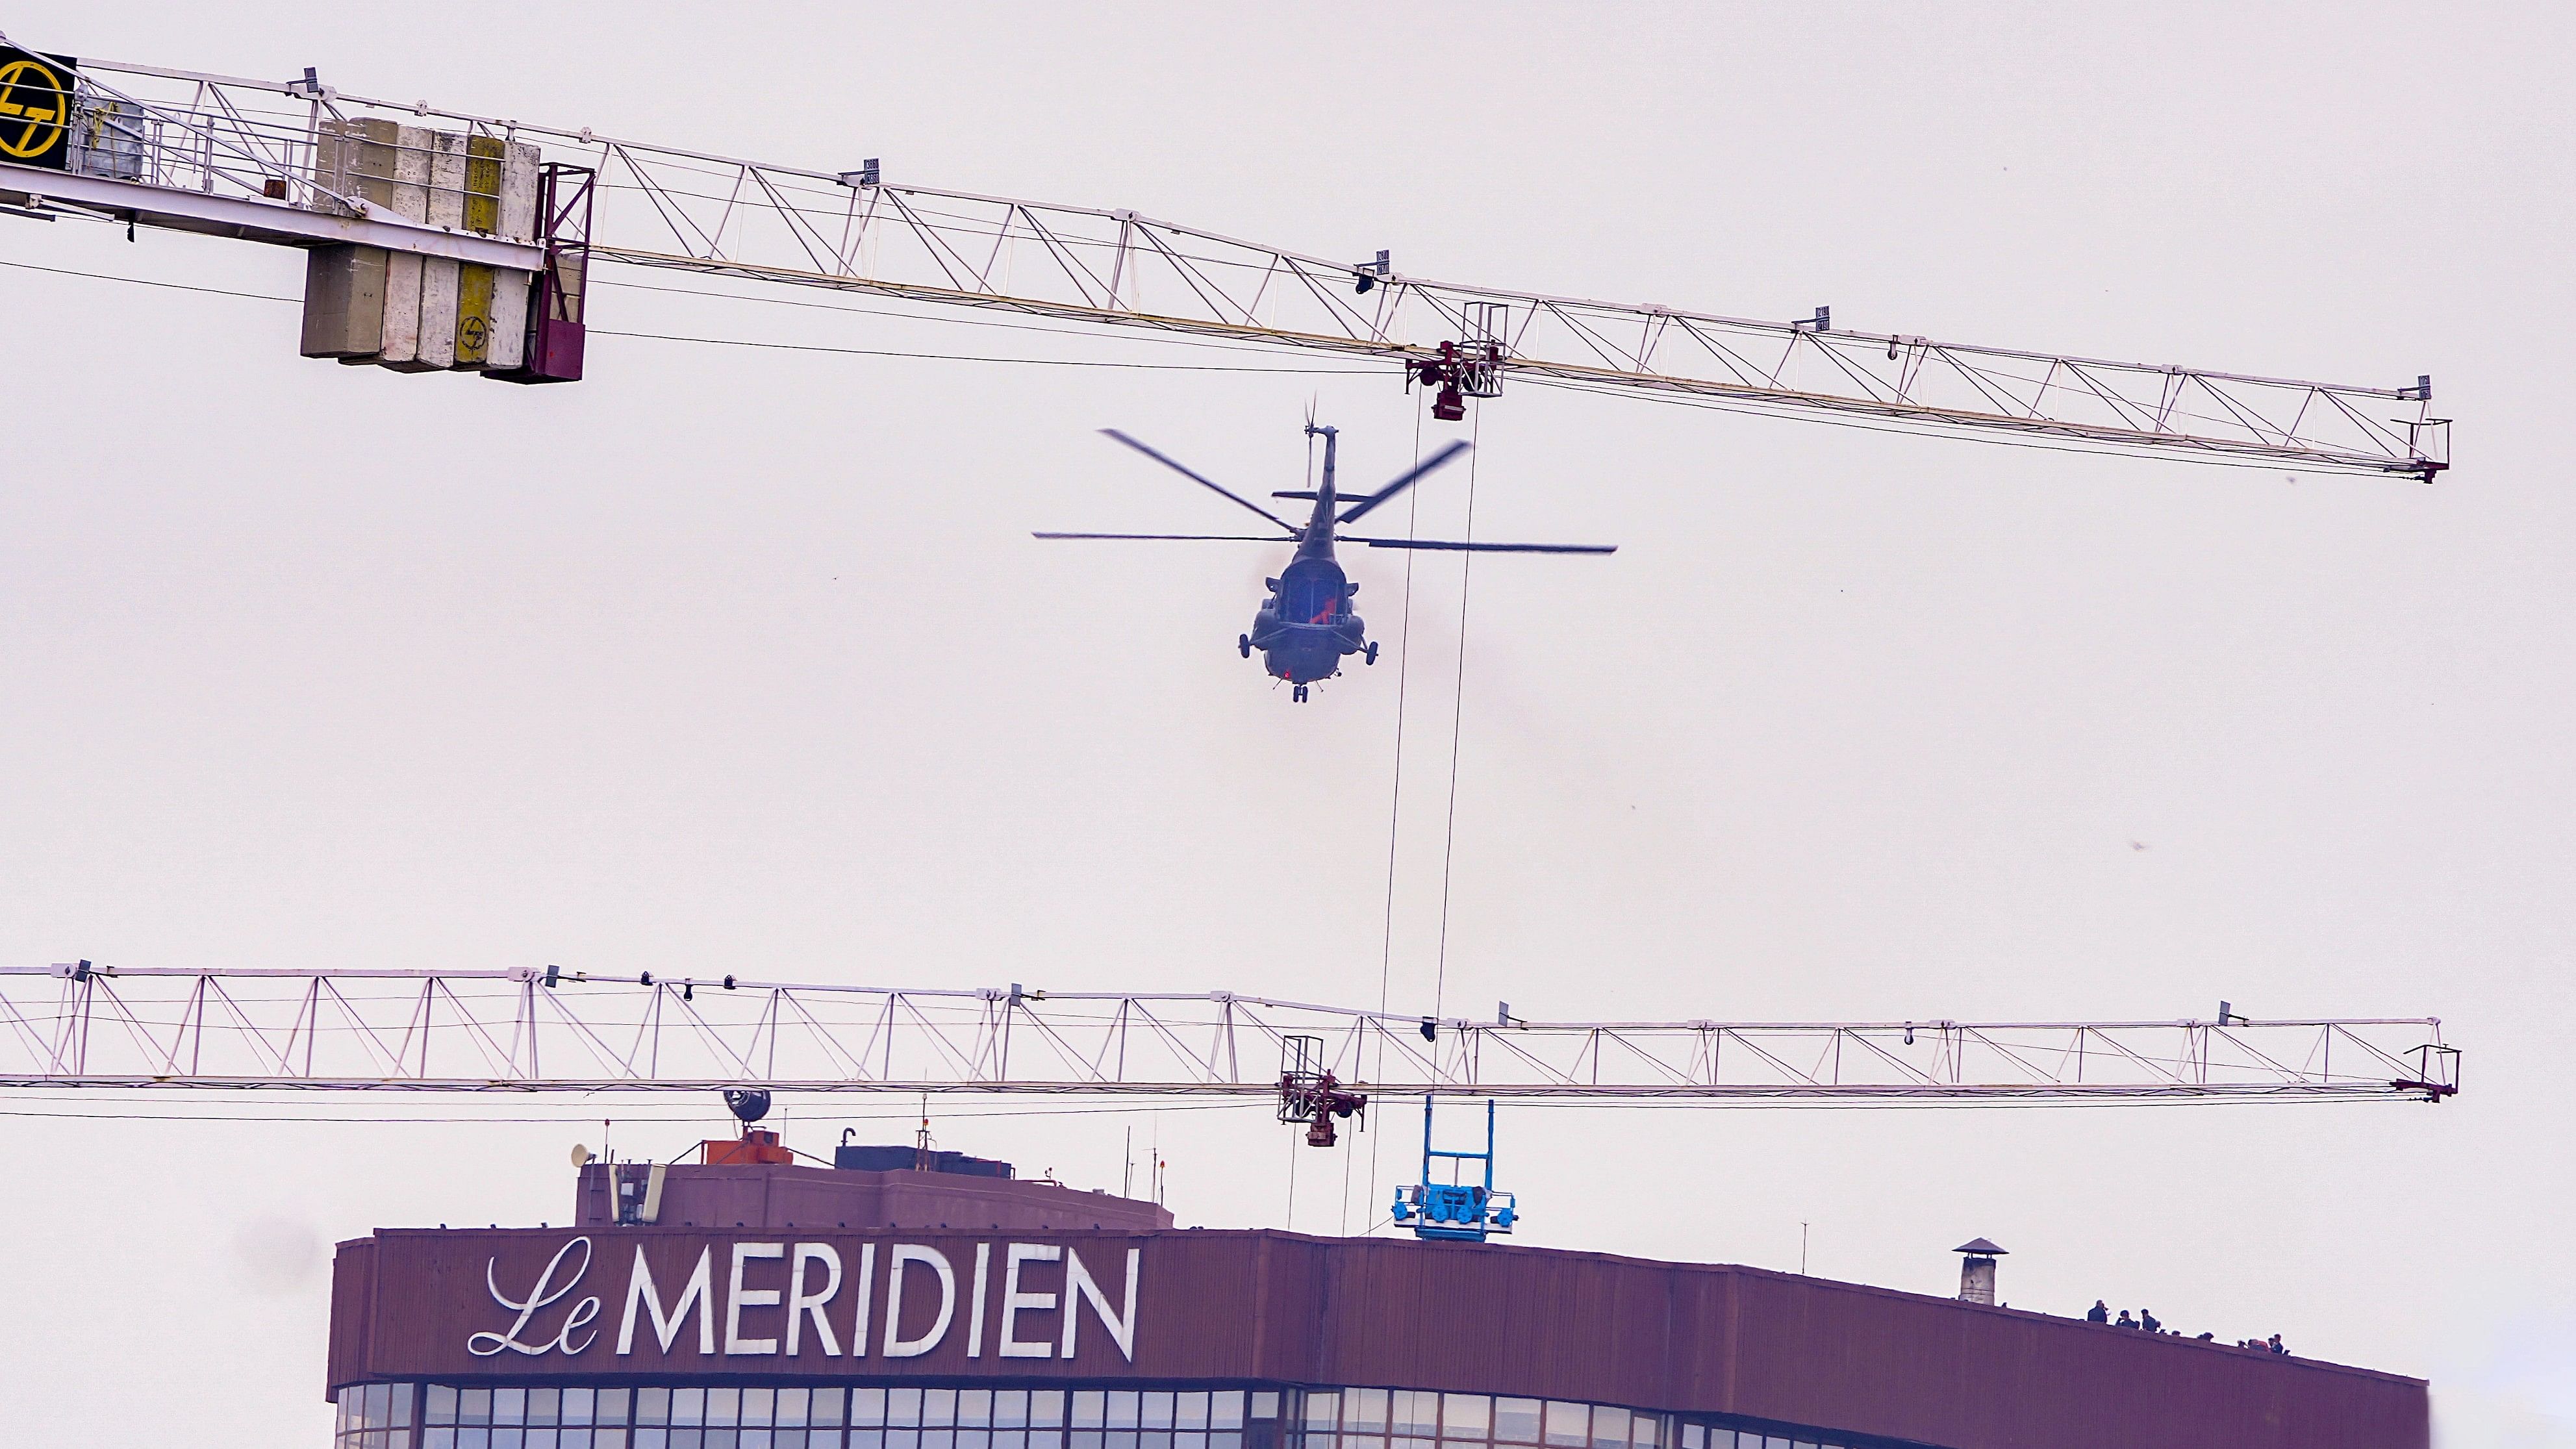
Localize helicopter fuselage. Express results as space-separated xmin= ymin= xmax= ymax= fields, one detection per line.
xmin=1250 ymin=551 xmax=1365 ymax=685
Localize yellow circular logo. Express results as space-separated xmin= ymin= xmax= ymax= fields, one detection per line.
xmin=0 ymin=57 xmax=69 ymax=160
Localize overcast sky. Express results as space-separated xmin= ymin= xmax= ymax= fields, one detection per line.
xmin=2 ymin=3 xmax=2569 ymax=1444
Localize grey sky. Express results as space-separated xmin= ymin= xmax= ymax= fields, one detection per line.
xmin=1 ymin=3 xmax=2568 ymax=1443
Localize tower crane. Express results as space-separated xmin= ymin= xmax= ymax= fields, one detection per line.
xmin=1 ymin=963 xmax=2458 ymax=1109
xmin=0 ymin=37 xmax=2450 ymax=478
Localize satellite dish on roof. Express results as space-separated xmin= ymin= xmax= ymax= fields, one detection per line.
xmin=570 ymin=1143 xmax=594 ymax=1168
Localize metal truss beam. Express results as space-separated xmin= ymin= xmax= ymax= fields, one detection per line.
xmin=0 ymin=163 xmax=543 ymax=268
xmin=29 ymin=42 xmax=2452 ymax=479
xmin=0 ymin=965 xmax=2458 ymax=1105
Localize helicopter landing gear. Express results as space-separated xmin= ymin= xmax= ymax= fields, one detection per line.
xmin=1365 ymin=641 xmax=1380 ymax=666
xmin=1293 ymin=684 xmax=1309 ymax=703
xmin=1239 ymin=633 xmax=1252 ymax=659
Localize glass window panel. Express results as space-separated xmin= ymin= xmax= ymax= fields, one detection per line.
xmin=1070 ymin=1434 xmax=1104 ymax=1449
xmin=527 ymin=1431 xmax=559 ymax=1449
xmin=564 ymin=1391 xmax=597 ymax=1427
xmin=1144 ymin=1395 xmax=1176 ymax=1431
xmin=777 ymin=1390 xmax=810 ymax=1429
xmin=630 ymin=1392 xmax=663 ymax=1428
xmin=1591 ymin=1409 xmax=1628 ymax=1449
xmin=707 ymin=1431 xmax=739 ymax=1449
xmin=428 ymin=1432 xmax=457 ymax=1449
xmin=675 ymin=1390 xmax=708 ymax=1428
xmin=564 ymin=1433 xmax=592 ymax=1449
xmin=672 ymin=1434 xmax=703 ymax=1449
xmin=600 ymin=1435 xmax=627 ymax=1449
xmin=746 ymin=1391 xmax=778 ymax=1428
xmin=1542 ymin=1405 xmax=1587 ymax=1449
xmin=850 ymin=1435 xmax=883 ymax=1449
xmin=397 ymin=1386 xmax=420 ymax=1431
xmin=460 ymin=1431 xmax=491 ymax=1449
xmin=1108 ymin=1394 xmax=1141 ymax=1431
xmin=1031 ymin=1395 xmax=1065 ymax=1430
xmin=923 ymin=1431 xmax=955 ymax=1449
xmin=1344 ymin=1435 xmax=1385 ymax=1449
xmin=953 ymin=1392 xmax=988 ymax=1428
xmin=367 ymin=1383 xmax=395 ymax=1430
xmin=366 ymin=1432 xmax=390 ymax=1449
xmin=994 ymin=1392 xmax=1029 ymax=1430
xmin=1073 ymin=1394 xmax=1106 ymax=1431
xmin=1212 ymin=1435 xmax=1241 ymax=1449
xmin=887 ymin=1431 xmax=920 ymax=1449
xmin=1208 ymin=1394 xmax=1240 ymax=1432
xmin=928 ymin=1392 xmax=960 ymax=1430
xmin=1439 ymin=1398 xmax=1488 ymax=1442
xmin=1398 ymin=1438 xmax=1434 ymax=1449
xmin=1303 ymin=1396 xmax=1340 ymax=1433
xmin=464 ymin=1391 xmax=497 ymax=1428
xmin=1347 ymin=1392 xmax=1388 ymax=1435
xmin=1248 ymin=1396 xmax=1277 ymax=1424
xmin=1492 ymin=1403 xmax=1538 ymax=1446
xmin=711 ymin=1390 xmax=744 ymax=1427
xmin=1409 ymin=1395 xmax=1445 ymax=1438
xmin=1028 ymin=1432 xmax=1062 ymax=1449
xmin=1107 ymin=1435 xmax=1139 ymax=1449
xmin=494 ymin=1430 xmax=525 ymax=1449
xmin=994 ymin=1433 xmax=1026 ymax=1449
xmin=533 ymin=1391 xmax=564 ymax=1428
xmin=1137 ymin=1435 xmax=1167 ymax=1449
xmin=776 ymin=1435 xmax=806 ymax=1449
xmin=1178 ymin=1396 xmax=1209 ymax=1432
xmin=853 ymin=1392 xmax=887 ymax=1428
xmin=959 ymin=1432 xmax=991 ymax=1449
xmin=891 ymin=1391 xmax=926 ymax=1428
xmin=810 ymin=1391 xmax=842 ymax=1428
xmin=1680 ymin=1430 xmax=1701 ymax=1449
xmin=431 ymin=1387 xmax=461 ymax=1426
xmin=1178 ymin=1435 xmax=1206 ymax=1449
xmin=742 ymin=1433 xmax=770 ymax=1449
xmin=498 ymin=1392 xmax=529 ymax=1428
xmin=635 ymin=1435 xmax=666 ymax=1449
xmin=1630 ymin=1420 xmax=1656 ymax=1449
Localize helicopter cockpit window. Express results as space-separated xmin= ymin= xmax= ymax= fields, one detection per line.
xmin=1281 ymin=568 xmax=1343 ymax=625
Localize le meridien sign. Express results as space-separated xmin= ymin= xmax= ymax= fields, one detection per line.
xmin=462 ymin=1235 xmax=1143 ymax=1368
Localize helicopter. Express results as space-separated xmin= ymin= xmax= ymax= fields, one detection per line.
xmin=1037 ymin=423 xmax=1614 ymax=701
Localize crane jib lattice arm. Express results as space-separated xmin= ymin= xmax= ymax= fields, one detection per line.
xmin=0 ymin=44 xmax=2451 ymax=477
xmin=0 ymin=964 xmax=2460 ymax=1103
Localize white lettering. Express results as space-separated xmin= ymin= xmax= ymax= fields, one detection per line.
xmin=470 ymin=1237 xmax=601 ymax=1357
xmin=998 ymin=1242 xmax=1059 ymax=1359
xmin=883 ymin=1243 xmax=956 ymax=1359
xmin=1061 ymin=1246 xmax=1139 ymax=1361
xmin=847 ymin=1242 xmax=877 ymax=1357
xmin=617 ymin=1244 xmax=715 ymax=1356
xmin=787 ymin=1242 xmax=844 ymax=1357
xmin=968 ymin=1242 xmax=992 ymax=1357
xmin=726 ymin=1242 xmax=785 ymax=1355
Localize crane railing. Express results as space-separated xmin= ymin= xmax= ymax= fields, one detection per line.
xmin=8 ymin=44 xmax=2451 ymax=479
xmin=0 ymin=964 xmax=2458 ymax=1104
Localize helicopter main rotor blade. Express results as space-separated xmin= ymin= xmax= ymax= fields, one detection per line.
xmin=1099 ymin=429 xmax=1300 ymax=535
xmin=1335 ymin=440 xmax=1471 ymax=525
xmin=1343 ymin=535 xmax=1617 ymax=555
xmin=1033 ymin=532 xmax=1289 ymax=542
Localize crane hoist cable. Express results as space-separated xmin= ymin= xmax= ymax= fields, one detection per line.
xmin=1356 ymin=386 xmax=1432 ymax=1236
xmin=1431 ymin=401 xmax=1486 ymax=1023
